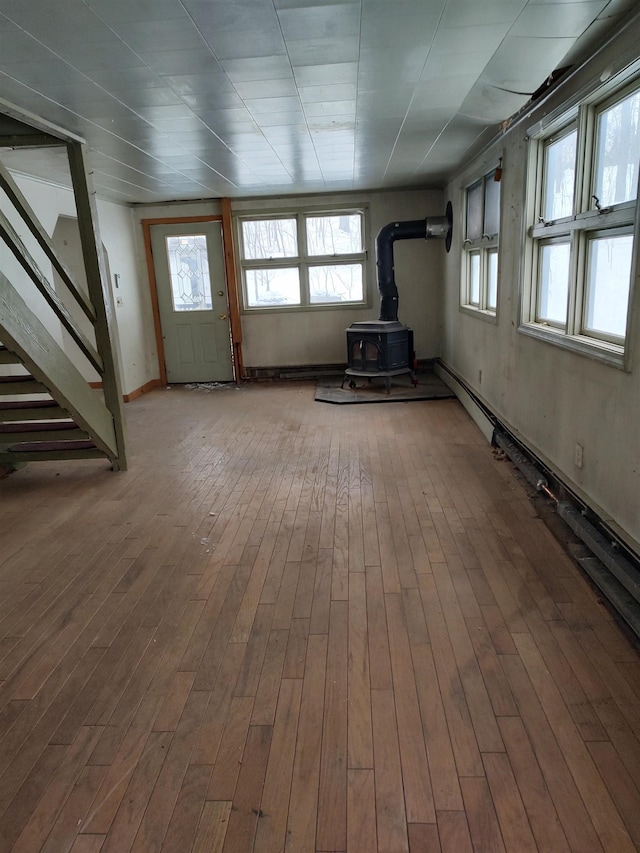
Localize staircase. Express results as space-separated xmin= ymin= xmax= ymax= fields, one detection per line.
xmin=0 ymin=351 xmax=106 ymax=463
xmin=0 ymin=113 xmax=126 ymax=471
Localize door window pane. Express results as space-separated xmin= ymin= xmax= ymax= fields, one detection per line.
xmin=309 ymin=264 xmax=363 ymax=303
xmin=165 ymin=234 xmax=212 ymax=311
xmin=543 ymin=130 xmax=576 ymax=221
xmin=538 ymin=242 xmax=570 ymax=325
xmin=245 ymin=268 xmax=300 ymax=307
xmin=594 ymin=89 xmax=640 ymax=207
xmin=241 ymin=218 xmax=298 ymax=259
xmin=584 ymin=234 xmax=633 ymax=338
xmin=306 ymin=215 xmax=362 ymax=255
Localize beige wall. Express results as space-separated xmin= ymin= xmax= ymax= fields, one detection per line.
xmin=442 ymin=16 xmax=640 ymax=552
xmin=133 ymin=190 xmax=445 ymax=373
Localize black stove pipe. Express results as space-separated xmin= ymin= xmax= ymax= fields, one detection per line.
xmin=376 ymin=203 xmax=452 ymax=322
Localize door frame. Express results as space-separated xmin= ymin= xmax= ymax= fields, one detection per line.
xmin=141 ymin=205 xmax=243 ymax=385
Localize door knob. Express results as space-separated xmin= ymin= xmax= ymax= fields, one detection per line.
xmin=218 ymin=291 xmax=224 ymax=296
xmin=219 ymin=314 xmax=227 ymax=320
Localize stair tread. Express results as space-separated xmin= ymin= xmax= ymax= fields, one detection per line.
xmin=0 ymin=421 xmax=78 ymax=434
xmin=0 ymin=400 xmax=58 ymax=411
xmin=8 ymin=439 xmax=97 ymax=452
xmin=0 ymin=375 xmax=37 ymax=383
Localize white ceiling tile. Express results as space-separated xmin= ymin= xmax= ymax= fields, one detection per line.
xmin=233 ymin=79 xmax=298 ymax=100
xmin=286 ymin=36 xmax=360 ymax=66
xmin=298 ymin=84 xmax=357 ymax=104
xmin=511 ymin=1 xmax=608 ymax=38
xmin=277 ymin=4 xmax=360 ymax=39
xmin=0 ymin=0 xmax=630 ymax=202
xmin=293 ymin=63 xmax=358 ymax=86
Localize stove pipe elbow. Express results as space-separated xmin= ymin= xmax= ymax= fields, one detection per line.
xmin=375 ymin=202 xmax=453 ymax=322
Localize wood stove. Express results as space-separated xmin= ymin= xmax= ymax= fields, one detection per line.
xmin=343 ymin=320 xmax=414 ymax=393
xmin=341 ymin=205 xmax=451 ymax=394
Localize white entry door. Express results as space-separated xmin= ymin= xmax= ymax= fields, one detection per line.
xmin=151 ymin=221 xmax=233 ymax=383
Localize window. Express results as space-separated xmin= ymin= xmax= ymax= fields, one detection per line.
xmin=523 ymin=79 xmax=640 ymax=361
xmin=462 ymin=167 xmax=501 ymax=315
xmin=238 ymin=210 xmax=367 ymax=309
xmin=165 ymin=235 xmax=212 ymax=311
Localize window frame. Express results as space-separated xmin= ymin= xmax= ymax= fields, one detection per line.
xmin=237 ymin=207 xmax=369 ymax=312
xmin=461 ymin=166 xmax=502 ymax=320
xmin=521 ymin=74 xmax=640 ymax=367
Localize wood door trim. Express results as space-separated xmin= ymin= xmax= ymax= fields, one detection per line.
xmin=220 ymin=198 xmax=244 ymax=379
xmin=141 ymin=214 xmax=241 ymax=386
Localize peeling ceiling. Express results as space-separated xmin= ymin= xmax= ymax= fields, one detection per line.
xmin=0 ymin=0 xmax=636 ymax=204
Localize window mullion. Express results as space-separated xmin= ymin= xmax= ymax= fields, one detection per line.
xmin=575 ymin=104 xmax=592 ymax=214
xmin=566 ymin=232 xmax=581 ymax=335
xmin=297 ymin=214 xmax=309 ymax=306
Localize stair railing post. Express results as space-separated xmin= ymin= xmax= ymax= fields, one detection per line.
xmin=65 ymin=141 xmax=127 ymax=470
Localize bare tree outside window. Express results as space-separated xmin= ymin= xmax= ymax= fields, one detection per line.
xmin=240 ymin=211 xmax=366 ymax=309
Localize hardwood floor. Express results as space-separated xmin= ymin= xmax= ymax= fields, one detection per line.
xmin=1 ymin=381 xmax=639 ymax=852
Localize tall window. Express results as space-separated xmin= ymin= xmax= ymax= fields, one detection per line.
xmin=524 ymin=79 xmax=640 ymax=358
xmin=238 ymin=210 xmax=366 ymax=309
xmin=462 ymin=167 xmax=501 ymax=315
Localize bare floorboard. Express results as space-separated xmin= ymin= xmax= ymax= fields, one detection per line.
xmin=0 ymin=382 xmax=639 ymax=851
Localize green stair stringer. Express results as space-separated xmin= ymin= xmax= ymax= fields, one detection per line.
xmin=0 ymin=271 xmax=120 ymax=468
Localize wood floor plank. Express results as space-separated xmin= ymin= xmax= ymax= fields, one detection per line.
xmin=460 ymin=776 xmax=506 ymax=853
xmin=417 ymin=573 xmax=484 ymax=778
xmin=513 ymin=631 xmax=635 ymax=852
xmin=347 ymin=572 xmax=373 ymax=770
xmin=130 ymin=689 xmax=210 ymax=851
xmin=385 ymin=592 xmax=435 ymax=823
xmin=371 ymin=689 xmax=409 ymax=853
xmin=193 ymin=800 xmax=232 ymax=853
xmin=436 ymin=810 xmax=473 ymax=853
xmin=365 ymin=565 xmax=393 ymax=692
xmin=316 ymin=600 xmax=348 ymax=852
xmin=253 ymin=678 xmax=303 ymax=853
xmin=285 ymin=634 xmax=327 ymax=852
xmin=497 ymin=714 xmax=571 ymax=852
xmin=161 ymin=763 xmax=212 ymax=852
xmin=501 ymin=654 xmax=604 ymax=852
xmin=482 ymin=751 xmax=538 ymax=853
xmin=11 ymin=726 xmax=103 ymax=853
xmin=206 ymin=695 xmax=254 ymax=801
xmin=221 ymin=725 xmax=271 ymax=853
xmin=347 ymin=768 xmax=378 ymax=853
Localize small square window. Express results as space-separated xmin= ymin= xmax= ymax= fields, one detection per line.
xmin=583 ymin=233 xmax=633 ymax=339
xmin=537 ymin=242 xmax=570 ymax=327
xmin=239 ymin=209 xmax=367 ymax=310
xmin=462 ymin=167 xmax=501 ymax=316
xmin=524 ymin=75 xmax=639 ymax=361
xmin=594 ymin=89 xmax=640 ymax=208
xmin=241 ymin=218 xmax=298 ymax=260
xmin=542 ymin=129 xmax=576 ymax=221
xmin=306 ymin=214 xmax=363 ymax=256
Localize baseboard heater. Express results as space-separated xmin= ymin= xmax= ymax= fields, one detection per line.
xmin=437 ymin=360 xmax=640 ymax=640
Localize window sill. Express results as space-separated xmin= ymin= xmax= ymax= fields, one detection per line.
xmin=242 ymin=300 xmax=371 ymax=315
xmin=460 ymin=304 xmax=498 ymax=324
xmin=518 ymin=322 xmax=627 ymax=369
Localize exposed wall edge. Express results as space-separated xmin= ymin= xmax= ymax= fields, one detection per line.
xmin=434 ymin=361 xmax=495 ymax=443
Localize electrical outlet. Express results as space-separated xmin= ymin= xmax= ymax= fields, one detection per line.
xmin=575 ymin=442 xmax=584 ymax=468
xmin=116 ymin=297 xmax=124 ymax=308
